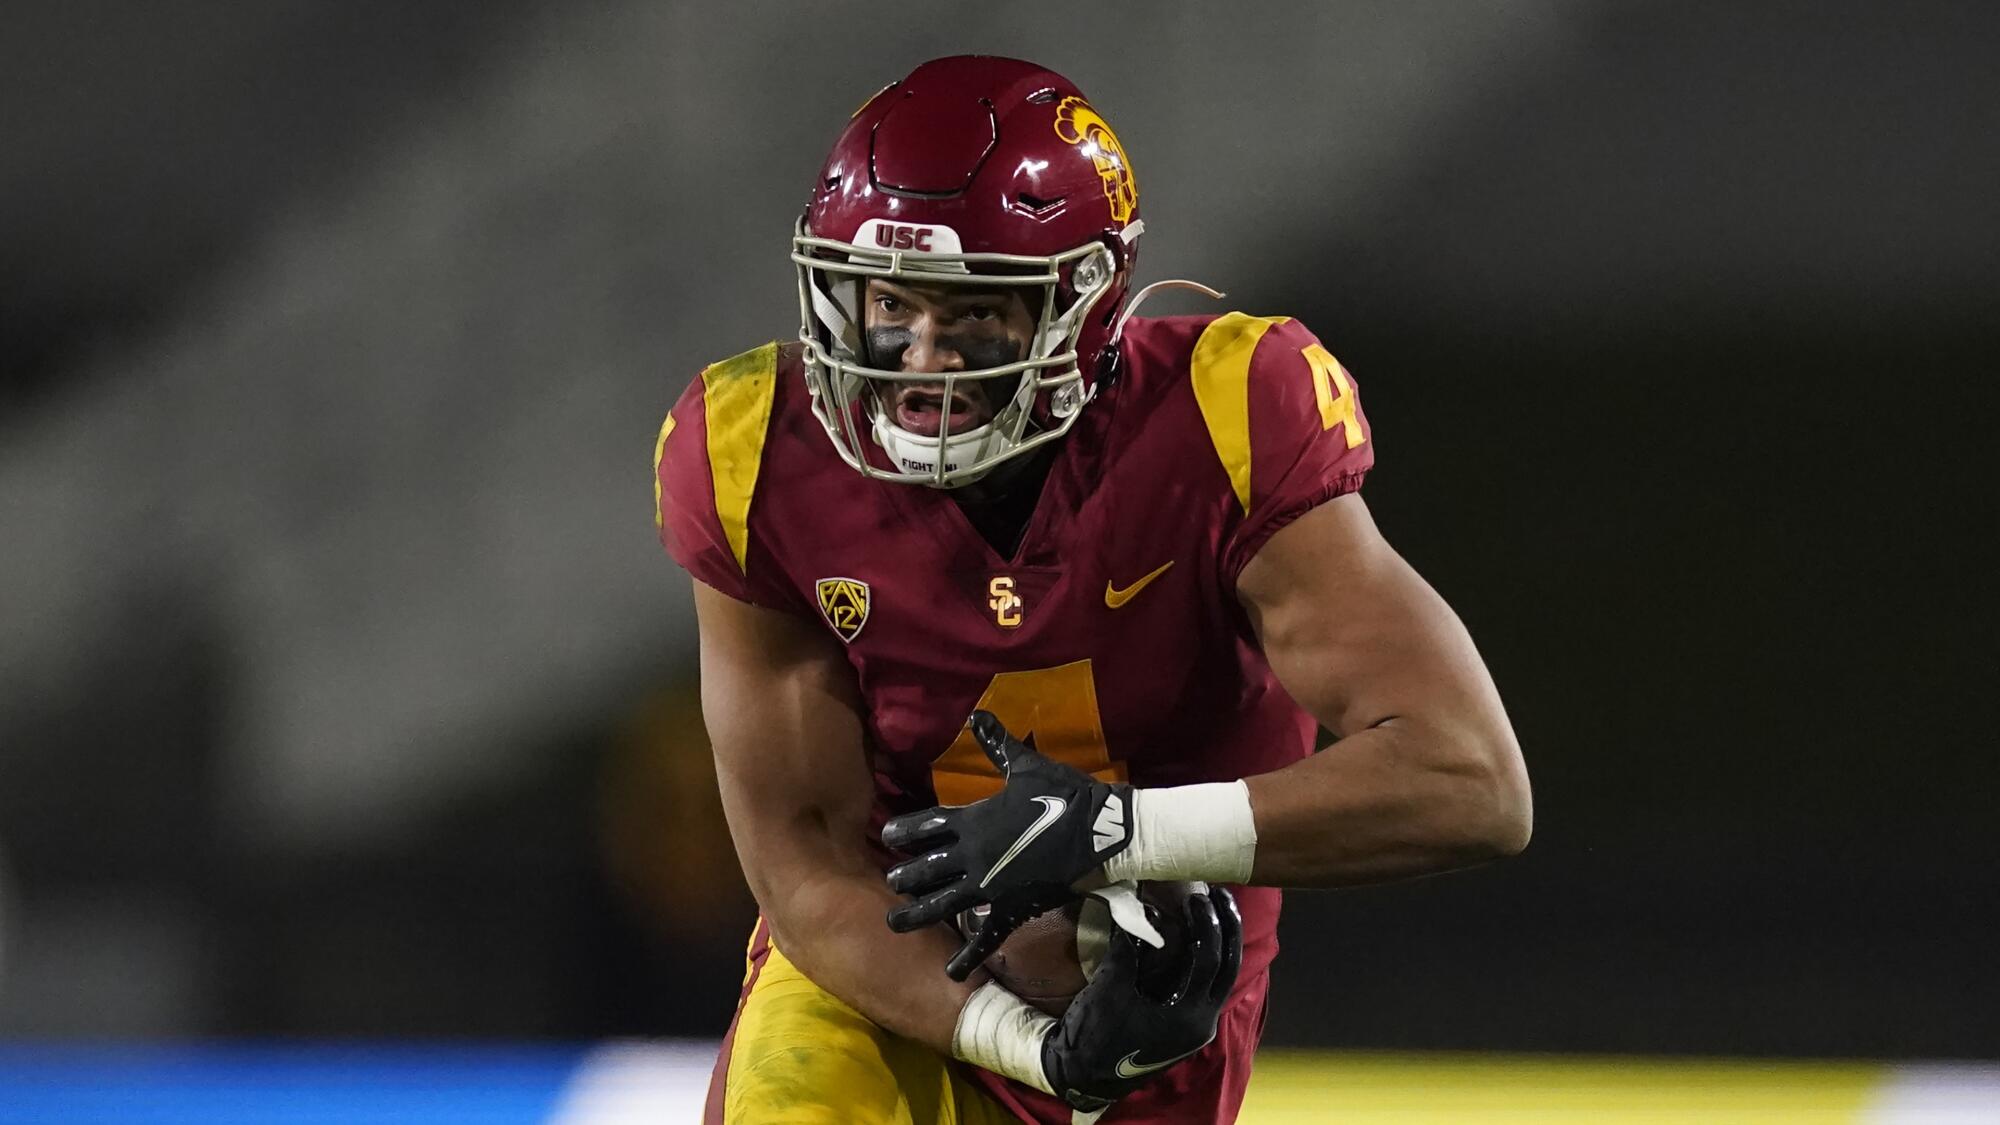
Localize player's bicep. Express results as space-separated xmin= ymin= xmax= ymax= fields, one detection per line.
xmin=1235 ymin=493 xmax=1508 ymax=745
xmin=691 ymin=580 xmax=877 ymax=898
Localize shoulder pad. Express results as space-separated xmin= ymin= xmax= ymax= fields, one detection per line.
xmin=1188 ymin=313 xmax=1370 ymax=514
xmin=695 ymin=342 xmax=781 ymax=572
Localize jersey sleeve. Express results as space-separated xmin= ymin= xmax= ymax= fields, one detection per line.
xmin=653 ymin=344 xmax=802 ymax=612
xmin=1192 ymin=314 xmax=1375 ymax=583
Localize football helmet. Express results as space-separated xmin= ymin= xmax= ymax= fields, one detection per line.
xmin=793 ymin=56 xmax=1143 ymax=487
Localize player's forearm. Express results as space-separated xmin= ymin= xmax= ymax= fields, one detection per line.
xmin=697 ymin=589 xmax=979 ymax=1052
xmin=1102 ymin=717 xmax=1529 ymax=889
xmin=1241 ymin=715 xmax=1530 ymax=885
xmin=756 ymin=859 xmax=979 ymax=1051
xmin=769 ymin=859 xmax=1075 ymax=1092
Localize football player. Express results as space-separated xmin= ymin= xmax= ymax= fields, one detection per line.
xmin=656 ymin=55 xmax=1531 ymax=1123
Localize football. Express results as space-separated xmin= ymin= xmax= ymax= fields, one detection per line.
xmin=961 ymin=900 xmax=1089 ymax=1015
xmin=961 ymin=883 xmax=1190 ymax=1016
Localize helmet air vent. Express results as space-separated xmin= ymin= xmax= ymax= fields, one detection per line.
xmin=1016 ymin=192 xmax=1065 ymax=216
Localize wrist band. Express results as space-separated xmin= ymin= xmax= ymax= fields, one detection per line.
xmin=1099 ymin=780 xmax=1258 ymax=885
xmin=952 ymin=981 xmax=1056 ymax=1095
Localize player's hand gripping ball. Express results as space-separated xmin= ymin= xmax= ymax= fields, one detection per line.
xmin=956 ymin=899 xmax=1090 ymax=1015
xmin=882 ymin=710 xmax=1134 ymax=981
xmin=1041 ymin=883 xmax=1243 ymax=1112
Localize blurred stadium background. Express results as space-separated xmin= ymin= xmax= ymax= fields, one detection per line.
xmin=2 ymin=0 xmax=1995 ymax=1120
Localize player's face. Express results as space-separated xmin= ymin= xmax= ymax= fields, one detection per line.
xmin=863 ymin=279 xmax=1036 ymax=437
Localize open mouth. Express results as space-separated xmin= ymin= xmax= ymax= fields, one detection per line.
xmin=893 ymin=383 xmax=991 ymax=437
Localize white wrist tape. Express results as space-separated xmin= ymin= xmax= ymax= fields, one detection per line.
xmin=1099 ymin=780 xmax=1258 ymax=885
xmin=952 ymin=981 xmax=1056 ymax=1095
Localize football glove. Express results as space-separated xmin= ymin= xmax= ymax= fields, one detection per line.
xmin=883 ymin=710 xmax=1134 ymax=981
xmin=1042 ymin=883 xmax=1243 ymax=1112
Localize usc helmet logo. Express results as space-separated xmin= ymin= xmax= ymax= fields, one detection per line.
xmin=1053 ymin=96 xmax=1137 ymax=224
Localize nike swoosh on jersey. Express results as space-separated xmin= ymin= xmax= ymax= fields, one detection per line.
xmin=1104 ymin=560 xmax=1174 ymax=608
xmin=979 ymin=796 xmax=1067 ymax=888
xmin=1113 ymin=1043 xmax=1205 ymax=1079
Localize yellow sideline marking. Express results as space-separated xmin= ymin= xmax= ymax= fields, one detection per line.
xmin=1191 ymin=313 xmax=1289 ymax=514
xmin=1237 ymin=1051 xmax=1883 ymax=1124
xmin=700 ymin=343 xmax=779 ymax=573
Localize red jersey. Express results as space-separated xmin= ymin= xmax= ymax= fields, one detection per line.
xmin=656 ymin=312 xmax=1373 ymax=1123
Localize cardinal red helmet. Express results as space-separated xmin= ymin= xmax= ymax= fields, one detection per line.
xmin=792 ymin=55 xmax=1143 ymax=486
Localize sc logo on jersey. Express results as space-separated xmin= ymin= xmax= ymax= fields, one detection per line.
xmin=815 ymin=577 xmax=871 ymax=643
xmin=988 ymin=576 xmax=1023 ymax=629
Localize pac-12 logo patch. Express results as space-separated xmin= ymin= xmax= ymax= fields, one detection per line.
xmin=815 ymin=577 xmax=871 ymax=643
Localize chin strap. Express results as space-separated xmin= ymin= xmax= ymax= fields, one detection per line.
xmin=1110 ymin=278 xmax=1227 ymax=347
xmin=1088 ymin=278 xmax=1226 ymax=404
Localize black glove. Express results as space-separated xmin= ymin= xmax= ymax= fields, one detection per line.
xmin=1042 ymin=884 xmax=1243 ymax=1112
xmin=883 ymin=710 xmax=1134 ymax=981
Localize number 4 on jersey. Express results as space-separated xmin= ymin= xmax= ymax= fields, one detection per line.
xmin=930 ymin=660 xmax=1126 ymax=806
xmin=1302 ymin=344 xmax=1367 ymax=449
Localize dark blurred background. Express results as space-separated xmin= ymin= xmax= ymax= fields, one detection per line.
xmin=2 ymin=0 xmax=1995 ymax=1060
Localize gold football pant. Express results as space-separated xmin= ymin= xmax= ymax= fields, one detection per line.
xmin=706 ymin=919 xmax=1020 ymax=1125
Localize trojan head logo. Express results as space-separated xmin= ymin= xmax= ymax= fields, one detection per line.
xmin=815 ymin=577 xmax=871 ymax=643
xmin=1053 ymin=96 xmax=1138 ymax=224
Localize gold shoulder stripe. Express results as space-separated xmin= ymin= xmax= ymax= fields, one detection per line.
xmin=701 ymin=343 xmax=780 ymax=573
xmin=651 ymin=412 xmax=676 ymax=530
xmin=1190 ymin=313 xmax=1290 ymax=513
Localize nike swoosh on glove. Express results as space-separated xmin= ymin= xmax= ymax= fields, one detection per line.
xmin=1042 ymin=884 xmax=1243 ymax=1112
xmin=882 ymin=710 xmax=1134 ymax=981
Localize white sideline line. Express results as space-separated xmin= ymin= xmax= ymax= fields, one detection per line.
xmin=546 ymin=1041 xmax=719 ymax=1124
xmin=1867 ymin=1064 xmax=2000 ymax=1124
